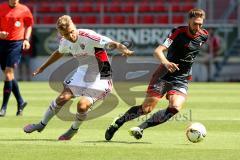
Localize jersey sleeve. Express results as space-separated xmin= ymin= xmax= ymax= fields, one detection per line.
xmin=23 ymin=7 xmax=34 ymax=27
xmin=97 ymin=35 xmax=113 ymax=48
xmin=202 ymin=29 xmax=209 ymax=43
xmin=58 ymin=38 xmax=70 ymax=55
xmin=162 ymin=28 xmax=178 ymax=48
xmin=79 ymin=29 xmax=113 ymax=48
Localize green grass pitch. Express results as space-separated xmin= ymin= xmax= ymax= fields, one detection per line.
xmin=0 ymin=82 xmax=239 ymax=160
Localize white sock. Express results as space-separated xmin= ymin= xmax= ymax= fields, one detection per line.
xmin=41 ymin=100 xmax=61 ymax=125
xmin=72 ymin=112 xmax=87 ymax=130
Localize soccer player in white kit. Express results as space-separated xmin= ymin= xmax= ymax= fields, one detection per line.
xmin=23 ymin=15 xmax=133 ymax=140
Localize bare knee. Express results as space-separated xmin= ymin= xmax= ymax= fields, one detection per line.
xmin=142 ymin=103 xmax=155 ymax=114
xmin=141 ymin=97 xmax=159 ymax=114
xmin=168 ymin=94 xmax=186 ymax=111
xmin=4 ymin=68 xmax=14 ymax=81
xmin=77 ymin=99 xmax=91 ymax=113
xmin=56 ymin=93 xmax=72 ymax=106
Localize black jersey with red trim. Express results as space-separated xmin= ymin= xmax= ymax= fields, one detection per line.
xmin=162 ymin=26 xmax=208 ymax=80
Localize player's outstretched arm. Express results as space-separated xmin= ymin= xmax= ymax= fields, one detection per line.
xmin=32 ymin=50 xmax=63 ymax=76
xmin=108 ymin=41 xmax=134 ymax=56
xmin=154 ymin=45 xmax=179 ymax=73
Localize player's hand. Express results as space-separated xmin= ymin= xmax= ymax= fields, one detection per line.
xmin=32 ymin=67 xmax=44 ymax=76
xmin=0 ymin=31 xmax=9 ymax=39
xmin=121 ymin=49 xmax=134 ymax=56
xmin=22 ymin=40 xmax=31 ymax=50
xmin=163 ymin=62 xmax=179 ymax=73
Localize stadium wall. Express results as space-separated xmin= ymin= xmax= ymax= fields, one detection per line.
xmin=0 ymin=24 xmax=239 ymax=82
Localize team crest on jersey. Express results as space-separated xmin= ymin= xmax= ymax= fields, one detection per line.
xmin=15 ymin=21 xmax=21 ymax=27
xmin=80 ymin=43 xmax=85 ymax=49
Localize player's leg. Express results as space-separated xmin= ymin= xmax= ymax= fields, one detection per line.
xmin=130 ymin=91 xmax=186 ymax=140
xmin=11 ymin=41 xmax=28 ymax=115
xmin=58 ymin=97 xmax=91 ymax=140
xmin=0 ymin=41 xmax=27 ymax=116
xmin=0 ymin=41 xmax=9 ymax=117
xmin=105 ymin=95 xmax=161 ymax=140
xmin=105 ymin=66 xmax=168 ymax=140
xmin=12 ymin=77 xmax=28 ymax=116
xmin=24 ymin=88 xmax=74 ymax=133
xmin=58 ymin=76 xmax=113 ymax=141
xmin=2 ymin=67 xmax=27 ymax=116
xmin=0 ymin=67 xmax=14 ymax=117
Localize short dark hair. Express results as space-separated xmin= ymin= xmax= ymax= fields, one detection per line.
xmin=188 ymin=8 xmax=206 ymax=19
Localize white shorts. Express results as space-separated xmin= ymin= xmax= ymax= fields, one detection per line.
xmin=64 ymin=68 xmax=113 ymax=104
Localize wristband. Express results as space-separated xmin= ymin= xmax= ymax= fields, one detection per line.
xmin=24 ymin=38 xmax=30 ymax=41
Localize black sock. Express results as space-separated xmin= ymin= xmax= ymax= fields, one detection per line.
xmin=1 ymin=81 xmax=13 ymax=110
xmin=139 ymin=107 xmax=179 ymax=130
xmin=115 ymin=105 xmax=143 ymax=127
xmin=12 ymin=79 xmax=24 ymax=108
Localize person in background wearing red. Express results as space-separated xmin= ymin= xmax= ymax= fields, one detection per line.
xmin=0 ymin=0 xmax=34 ymax=116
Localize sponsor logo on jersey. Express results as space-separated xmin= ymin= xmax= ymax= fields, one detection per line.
xmin=80 ymin=43 xmax=85 ymax=49
xmin=163 ymin=38 xmax=173 ymax=48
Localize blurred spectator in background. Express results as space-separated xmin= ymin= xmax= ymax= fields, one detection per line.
xmin=208 ymin=28 xmax=221 ymax=58
xmin=203 ymin=28 xmax=222 ymax=81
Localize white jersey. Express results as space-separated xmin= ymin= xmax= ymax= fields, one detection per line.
xmin=59 ymin=29 xmax=113 ymax=57
xmin=58 ymin=29 xmax=113 ymax=78
xmin=58 ymin=29 xmax=113 ymax=104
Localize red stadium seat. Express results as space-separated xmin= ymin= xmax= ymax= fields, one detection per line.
xmin=169 ymin=0 xmax=181 ymax=2
xmin=172 ymin=5 xmax=181 ymax=12
xmin=139 ymin=2 xmax=151 ymax=12
xmin=27 ymin=0 xmax=198 ymax=25
xmin=78 ymin=2 xmax=94 ymax=12
xmin=122 ymin=2 xmax=134 ymax=13
xmin=155 ymin=0 xmax=165 ymax=2
xmin=113 ymin=16 xmax=126 ymax=24
xmin=84 ymin=16 xmax=97 ymax=24
xmin=142 ymin=15 xmax=154 ymax=24
xmin=172 ymin=15 xmax=185 ymax=23
xmin=38 ymin=6 xmax=51 ymax=13
xmin=181 ymin=4 xmax=195 ymax=11
xmin=106 ymin=5 xmax=121 ymax=13
xmin=183 ymin=0 xmax=197 ymax=2
xmin=42 ymin=16 xmax=56 ymax=24
xmin=127 ymin=16 xmax=135 ymax=24
xmin=72 ymin=16 xmax=82 ymax=24
xmin=36 ymin=17 xmax=41 ymax=24
xmin=152 ymin=4 xmax=168 ymax=12
xmin=92 ymin=4 xmax=101 ymax=12
xmin=51 ymin=6 xmax=65 ymax=13
xmin=156 ymin=15 xmax=169 ymax=24
xmin=69 ymin=2 xmax=78 ymax=12
xmin=103 ymin=16 xmax=112 ymax=24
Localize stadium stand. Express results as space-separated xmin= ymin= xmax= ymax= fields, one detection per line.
xmin=0 ymin=0 xmax=198 ymax=24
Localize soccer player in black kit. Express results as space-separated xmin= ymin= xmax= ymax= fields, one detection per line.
xmin=105 ymin=8 xmax=209 ymax=140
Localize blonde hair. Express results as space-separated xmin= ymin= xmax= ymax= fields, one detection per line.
xmin=56 ymin=15 xmax=75 ymax=31
xmin=188 ymin=8 xmax=206 ymax=19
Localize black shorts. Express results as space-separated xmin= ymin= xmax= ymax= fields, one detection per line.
xmin=0 ymin=40 xmax=23 ymax=70
xmin=146 ymin=64 xmax=189 ymax=99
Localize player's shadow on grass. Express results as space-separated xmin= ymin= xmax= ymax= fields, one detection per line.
xmin=0 ymin=138 xmax=58 ymax=142
xmin=82 ymin=140 xmax=152 ymax=144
